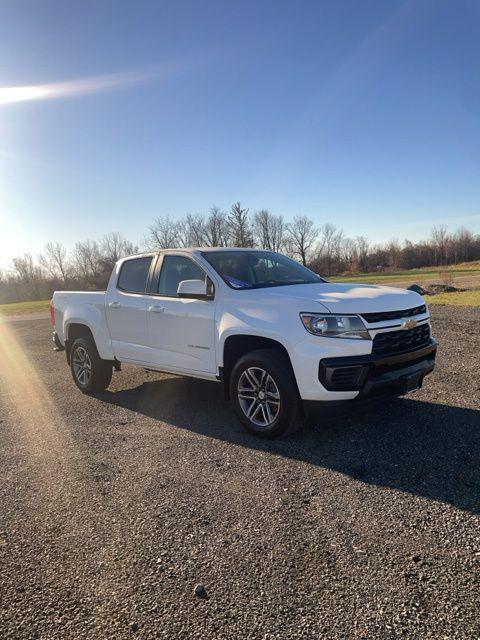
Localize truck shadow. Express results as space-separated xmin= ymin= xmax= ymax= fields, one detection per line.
xmin=99 ymin=376 xmax=480 ymax=515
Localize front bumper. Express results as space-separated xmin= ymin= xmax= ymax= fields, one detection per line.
xmin=304 ymin=339 xmax=437 ymax=417
xmin=319 ymin=338 xmax=437 ymax=393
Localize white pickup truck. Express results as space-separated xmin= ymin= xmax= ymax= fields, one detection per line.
xmin=51 ymin=248 xmax=437 ymax=437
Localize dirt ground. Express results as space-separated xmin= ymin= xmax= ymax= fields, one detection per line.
xmin=0 ymin=307 xmax=479 ymax=639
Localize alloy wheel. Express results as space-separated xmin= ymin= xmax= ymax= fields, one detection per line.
xmin=72 ymin=346 xmax=92 ymax=386
xmin=237 ymin=366 xmax=281 ymax=428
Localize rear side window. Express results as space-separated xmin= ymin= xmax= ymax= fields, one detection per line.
xmin=158 ymin=255 xmax=206 ymax=297
xmin=117 ymin=257 xmax=152 ymax=293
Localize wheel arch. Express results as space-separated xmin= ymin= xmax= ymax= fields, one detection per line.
xmin=64 ymin=323 xmax=96 ymax=364
xmin=222 ymin=334 xmax=297 ymax=400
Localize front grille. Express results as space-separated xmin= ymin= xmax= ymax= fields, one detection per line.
xmin=360 ymin=304 xmax=426 ymax=324
xmin=372 ymin=324 xmax=430 ymax=356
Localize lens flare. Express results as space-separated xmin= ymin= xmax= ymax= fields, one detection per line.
xmin=0 ymin=315 xmax=69 ymax=461
xmin=0 ymin=86 xmax=52 ymax=104
xmin=0 ymin=62 xmax=191 ymax=106
xmin=0 ymin=70 xmax=149 ymax=106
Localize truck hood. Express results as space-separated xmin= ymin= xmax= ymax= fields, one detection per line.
xmin=265 ymin=282 xmax=424 ymax=314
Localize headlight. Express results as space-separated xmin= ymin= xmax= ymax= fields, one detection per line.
xmin=300 ymin=313 xmax=371 ymax=340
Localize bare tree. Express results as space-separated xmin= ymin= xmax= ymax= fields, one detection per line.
xmin=179 ymin=214 xmax=206 ymax=247
xmin=253 ymin=209 xmax=285 ymax=252
xmin=98 ymin=232 xmax=137 ymax=283
xmin=73 ymin=239 xmax=103 ymax=285
xmin=451 ymin=226 xmax=473 ymax=264
xmin=285 ymin=215 xmax=317 ymax=266
xmin=39 ymin=242 xmax=70 ymax=283
xmin=148 ymin=215 xmax=181 ymax=249
xmin=12 ymin=254 xmax=44 ymax=299
xmin=100 ymin=232 xmax=136 ymax=263
xmin=228 ymin=202 xmax=253 ymax=247
xmin=385 ymin=238 xmax=401 ymax=269
xmin=431 ymin=224 xmax=449 ymax=266
xmin=317 ymin=223 xmax=344 ymax=275
xmin=354 ymin=235 xmax=370 ymax=272
xmin=339 ymin=237 xmax=355 ymax=269
xmin=204 ymin=206 xmax=228 ymax=246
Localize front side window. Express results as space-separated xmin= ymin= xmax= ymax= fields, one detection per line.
xmin=117 ymin=256 xmax=153 ymax=293
xmin=158 ymin=255 xmax=206 ymax=297
xmin=201 ymin=250 xmax=323 ymax=289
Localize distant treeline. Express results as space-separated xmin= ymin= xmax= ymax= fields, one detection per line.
xmin=1 ymin=202 xmax=479 ymax=303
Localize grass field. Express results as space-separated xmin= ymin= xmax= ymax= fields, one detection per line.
xmin=333 ymin=262 xmax=480 ymax=285
xmin=424 ymin=290 xmax=480 ymax=307
xmin=0 ymin=299 xmax=50 ymax=316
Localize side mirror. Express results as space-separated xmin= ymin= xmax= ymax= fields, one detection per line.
xmin=177 ymin=279 xmax=211 ymax=300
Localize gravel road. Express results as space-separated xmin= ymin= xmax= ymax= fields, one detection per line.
xmin=0 ymin=306 xmax=479 ymax=639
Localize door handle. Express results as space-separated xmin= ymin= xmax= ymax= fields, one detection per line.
xmin=109 ymin=301 xmax=121 ymax=309
xmin=148 ymin=305 xmax=165 ymax=313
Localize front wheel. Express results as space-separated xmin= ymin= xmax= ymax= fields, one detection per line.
xmin=70 ymin=336 xmax=112 ymax=393
xmin=230 ymin=349 xmax=302 ymax=438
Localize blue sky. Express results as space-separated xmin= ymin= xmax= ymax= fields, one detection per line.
xmin=1 ymin=0 xmax=479 ymax=268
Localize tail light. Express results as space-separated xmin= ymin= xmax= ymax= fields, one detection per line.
xmin=50 ymin=299 xmax=55 ymax=326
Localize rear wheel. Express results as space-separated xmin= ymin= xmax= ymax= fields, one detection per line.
xmin=230 ymin=349 xmax=301 ymax=438
xmin=70 ymin=336 xmax=112 ymax=393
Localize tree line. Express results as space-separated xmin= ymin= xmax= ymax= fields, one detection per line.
xmin=1 ymin=202 xmax=480 ymax=303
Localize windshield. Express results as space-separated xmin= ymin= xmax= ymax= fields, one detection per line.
xmin=201 ymin=250 xmax=324 ymax=289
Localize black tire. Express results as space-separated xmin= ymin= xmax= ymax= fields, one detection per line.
xmin=70 ymin=336 xmax=112 ymax=393
xmin=230 ymin=349 xmax=302 ymax=438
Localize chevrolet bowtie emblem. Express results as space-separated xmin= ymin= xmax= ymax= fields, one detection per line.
xmin=402 ymin=318 xmax=418 ymax=330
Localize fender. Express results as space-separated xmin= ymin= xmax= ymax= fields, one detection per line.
xmin=63 ymin=303 xmax=115 ymax=361
xmin=214 ymin=290 xmax=331 ymax=370
xmin=217 ymin=307 xmax=297 ymax=368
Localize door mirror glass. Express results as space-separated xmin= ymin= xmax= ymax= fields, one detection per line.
xmin=177 ymin=279 xmax=209 ymax=299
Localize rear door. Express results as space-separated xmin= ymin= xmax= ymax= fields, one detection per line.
xmin=146 ymin=254 xmax=216 ymax=373
xmin=105 ymin=255 xmax=154 ymax=362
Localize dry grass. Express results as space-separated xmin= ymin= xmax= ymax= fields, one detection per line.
xmin=425 ymin=290 xmax=480 ymax=307
xmin=0 ymin=300 xmax=50 ymax=316
xmin=334 ymin=261 xmax=480 ymax=285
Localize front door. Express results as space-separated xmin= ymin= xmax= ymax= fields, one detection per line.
xmin=147 ymin=254 xmax=216 ymax=373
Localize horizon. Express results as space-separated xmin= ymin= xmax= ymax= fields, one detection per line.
xmin=1 ymin=0 xmax=480 ymax=269
xmin=2 ymin=207 xmax=480 ymax=275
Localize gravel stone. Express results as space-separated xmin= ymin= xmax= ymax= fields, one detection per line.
xmin=0 ymin=307 xmax=478 ymax=639
xmin=194 ymin=583 xmax=208 ymax=599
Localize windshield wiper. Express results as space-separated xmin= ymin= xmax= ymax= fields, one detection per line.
xmin=252 ymin=280 xmax=316 ymax=289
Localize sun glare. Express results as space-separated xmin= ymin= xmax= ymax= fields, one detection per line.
xmin=0 ymin=315 xmax=69 ymax=463
xmin=0 ymin=68 xmax=158 ymax=106
xmin=0 ymin=85 xmax=52 ymax=105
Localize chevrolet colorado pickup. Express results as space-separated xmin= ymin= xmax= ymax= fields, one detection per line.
xmin=51 ymin=248 xmax=437 ymax=437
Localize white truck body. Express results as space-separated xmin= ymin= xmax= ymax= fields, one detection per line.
xmin=52 ymin=248 xmax=437 ymax=436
